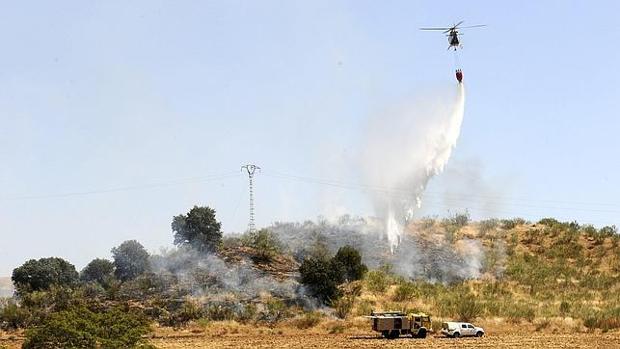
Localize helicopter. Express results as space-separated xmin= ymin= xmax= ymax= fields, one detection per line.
xmin=420 ymin=21 xmax=485 ymax=51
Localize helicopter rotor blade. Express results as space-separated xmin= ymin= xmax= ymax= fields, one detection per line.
xmin=461 ymin=24 xmax=486 ymax=29
xmin=454 ymin=20 xmax=465 ymax=27
xmin=420 ymin=27 xmax=451 ymax=31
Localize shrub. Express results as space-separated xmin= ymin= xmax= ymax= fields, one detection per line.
xmin=299 ymin=257 xmax=340 ymax=304
xmin=259 ymin=298 xmax=289 ymax=326
xmin=365 ymin=270 xmax=390 ymax=295
xmin=328 ymin=323 xmax=345 ymax=334
xmin=419 ymin=217 xmax=436 ymax=230
xmin=0 ymin=299 xmax=30 ymax=330
xmin=454 ymin=294 xmax=483 ymax=322
xmin=332 ymin=284 xmax=360 ymax=320
xmin=242 ymin=229 xmax=283 ymax=262
xmin=479 ymin=219 xmax=499 ymax=237
xmin=538 ymin=218 xmax=560 ymax=227
xmin=333 ymin=296 xmax=355 ymax=319
xmin=159 ymin=299 xmax=203 ymax=328
xmin=332 ymin=246 xmax=367 ymax=283
xmin=501 ymin=218 xmax=527 ymax=230
xmin=505 ymin=303 xmax=536 ymax=323
xmin=443 ymin=211 xmax=471 ymax=228
xmin=583 ymin=308 xmax=620 ymax=332
xmin=599 ymin=225 xmax=618 ymax=237
xmin=355 ymin=299 xmax=374 ymax=316
xmin=392 ymin=282 xmax=418 ymax=302
xmin=203 ymin=302 xmax=239 ymax=321
xmin=22 ymin=305 xmax=152 ymax=349
xmin=293 ymin=312 xmax=323 ymax=329
xmin=559 ymin=301 xmax=571 ymax=316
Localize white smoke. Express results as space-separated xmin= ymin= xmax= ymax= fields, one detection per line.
xmin=362 ymin=84 xmax=466 ymax=251
xmin=149 ymin=247 xmax=312 ymax=305
xmin=269 ymin=216 xmax=484 ymax=282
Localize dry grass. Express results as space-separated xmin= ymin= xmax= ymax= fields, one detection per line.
xmin=149 ymin=330 xmax=620 ymax=349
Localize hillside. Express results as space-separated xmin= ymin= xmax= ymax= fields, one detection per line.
xmin=350 ymin=217 xmax=620 ymax=332
xmin=1 ymin=216 xmax=618 ymax=349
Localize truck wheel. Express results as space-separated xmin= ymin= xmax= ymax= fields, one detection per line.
xmin=453 ymin=332 xmax=460 ymax=338
xmin=476 ymin=331 xmax=484 ymax=337
xmin=417 ymin=329 xmax=427 ymax=338
xmin=388 ymin=330 xmax=400 ymax=339
xmin=382 ymin=331 xmax=389 ymax=338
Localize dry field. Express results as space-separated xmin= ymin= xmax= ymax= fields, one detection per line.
xmin=150 ymin=332 xmax=620 ymax=349
xmin=3 ymin=328 xmax=620 ymax=348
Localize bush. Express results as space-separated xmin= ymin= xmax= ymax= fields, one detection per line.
xmin=505 ymin=303 xmax=536 ymax=323
xmin=293 ymin=312 xmax=323 ymax=329
xmin=365 ymin=270 xmax=390 ymax=295
xmin=159 ymin=299 xmax=203 ymax=328
xmin=331 ymin=246 xmax=368 ymax=283
xmin=0 ymin=299 xmax=30 ymax=330
xmin=333 ymin=296 xmax=355 ymax=319
xmin=479 ymin=219 xmax=499 ymax=236
xmin=501 ymin=218 xmax=527 ymax=230
xmin=242 ymin=229 xmax=283 ymax=262
xmin=299 ymin=257 xmax=340 ymax=304
xmin=332 ymin=282 xmax=361 ymax=320
xmin=443 ymin=211 xmax=471 ymax=228
xmin=259 ymin=298 xmax=289 ymax=326
xmin=583 ymin=308 xmax=620 ymax=332
xmin=599 ymin=225 xmax=618 ymax=237
xmin=299 ymin=245 xmax=367 ymax=304
xmin=559 ymin=301 xmax=571 ymax=316
xmin=204 ymin=302 xmax=237 ymax=321
xmin=22 ymin=305 xmax=152 ymax=349
xmin=355 ymin=299 xmax=374 ymax=316
xmin=392 ymin=282 xmax=418 ymax=302
xmin=455 ymin=294 xmax=483 ymax=322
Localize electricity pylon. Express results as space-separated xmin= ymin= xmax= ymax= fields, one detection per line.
xmin=241 ymin=164 xmax=260 ymax=233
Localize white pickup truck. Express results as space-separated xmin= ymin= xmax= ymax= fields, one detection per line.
xmin=441 ymin=322 xmax=485 ymax=338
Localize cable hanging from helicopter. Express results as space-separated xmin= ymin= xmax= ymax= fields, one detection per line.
xmin=420 ymin=21 xmax=485 ymax=83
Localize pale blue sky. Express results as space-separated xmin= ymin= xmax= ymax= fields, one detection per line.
xmin=1 ymin=1 xmax=619 ymax=275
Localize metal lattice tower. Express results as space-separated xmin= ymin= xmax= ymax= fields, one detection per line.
xmin=241 ymin=164 xmax=260 ymax=232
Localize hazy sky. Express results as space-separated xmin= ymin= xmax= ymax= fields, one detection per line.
xmin=1 ymin=1 xmax=619 ymax=275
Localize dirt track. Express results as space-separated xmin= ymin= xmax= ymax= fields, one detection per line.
xmin=150 ymin=333 xmax=620 ymax=349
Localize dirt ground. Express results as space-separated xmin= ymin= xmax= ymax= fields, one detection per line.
xmin=2 ymin=331 xmax=620 ymax=348
xmin=149 ymin=332 xmax=620 ymax=349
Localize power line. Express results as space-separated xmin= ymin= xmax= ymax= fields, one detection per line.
xmin=0 ymin=172 xmax=241 ymax=201
xmin=262 ymin=170 xmax=620 ymax=215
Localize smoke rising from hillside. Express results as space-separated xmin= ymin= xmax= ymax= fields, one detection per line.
xmin=269 ymin=216 xmax=484 ymax=282
xmin=150 ymin=248 xmax=310 ymax=304
xmin=362 ymin=84 xmax=466 ymax=251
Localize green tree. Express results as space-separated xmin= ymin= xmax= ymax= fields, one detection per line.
xmin=299 ymin=257 xmax=340 ymax=304
xmin=80 ymin=258 xmax=115 ymax=285
xmin=332 ymin=246 xmax=367 ymax=283
xmin=12 ymin=257 xmax=78 ymax=296
xmin=111 ymin=240 xmax=150 ymax=282
xmin=172 ymin=206 xmax=222 ymax=252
